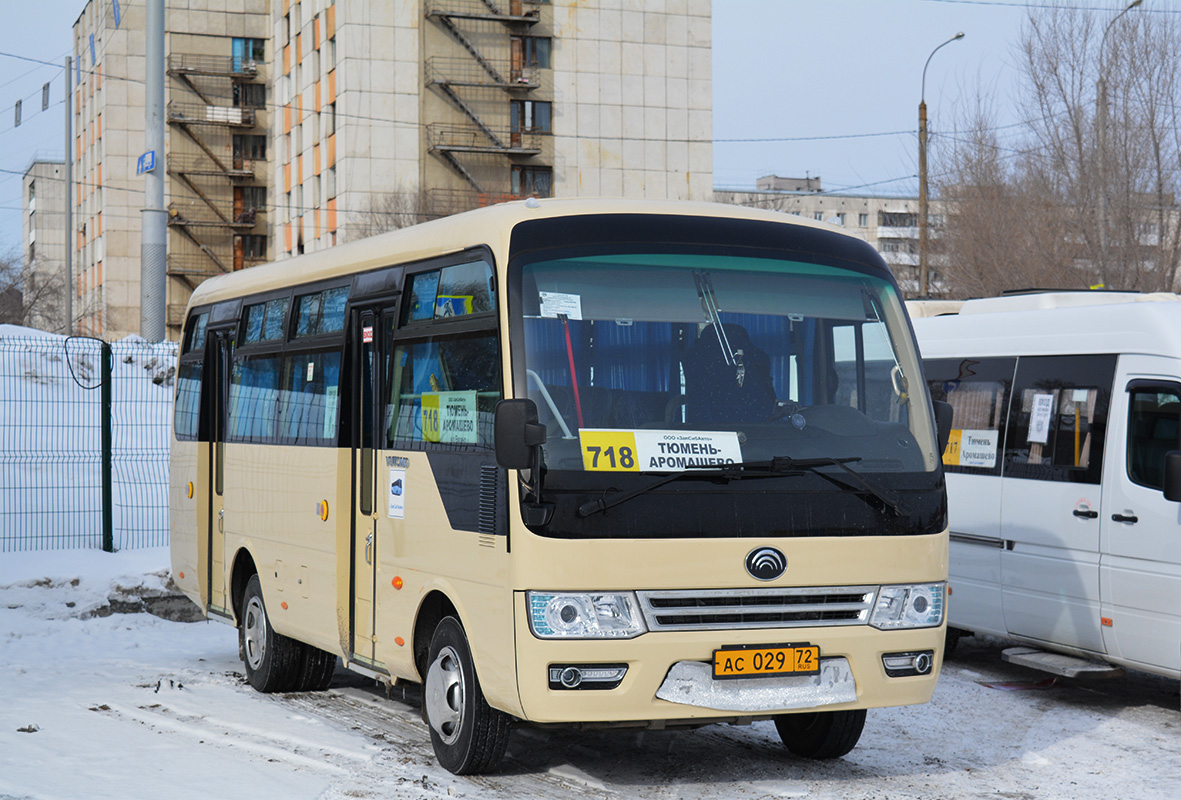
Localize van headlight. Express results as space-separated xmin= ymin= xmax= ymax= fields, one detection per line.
xmin=869 ymin=583 xmax=945 ymax=630
xmin=527 ymin=592 xmax=647 ymax=639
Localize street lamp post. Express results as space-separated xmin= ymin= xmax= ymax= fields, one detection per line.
xmin=1097 ymin=0 xmax=1143 ymax=288
xmin=918 ymin=32 xmax=964 ymax=299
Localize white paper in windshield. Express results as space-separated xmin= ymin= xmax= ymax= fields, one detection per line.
xmin=580 ymin=429 xmax=743 ymax=472
xmin=539 ymin=291 xmax=583 ymax=320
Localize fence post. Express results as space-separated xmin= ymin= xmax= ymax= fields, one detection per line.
xmin=101 ymin=341 xmax=114 ymax=553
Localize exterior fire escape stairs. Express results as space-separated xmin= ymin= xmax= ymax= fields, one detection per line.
xmin=165 ymin=54 xmax=263 ymax=287
xmin=425 ymin=0 xmax=543 ymax=192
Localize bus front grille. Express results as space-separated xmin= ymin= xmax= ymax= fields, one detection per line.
xmin=636 ymin=586 xmax=877 ymax=631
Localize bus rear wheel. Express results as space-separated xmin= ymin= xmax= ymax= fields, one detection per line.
xmin=424 ymin=616 xmax=510 ymax=775
xmin=240 ymin=574 xmax=302 ymax=693
xmin=774 ymin=709 xmax=866 ymax=759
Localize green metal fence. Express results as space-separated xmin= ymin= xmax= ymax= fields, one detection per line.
xmin=0 ymin=334 xmax=178 ymax=552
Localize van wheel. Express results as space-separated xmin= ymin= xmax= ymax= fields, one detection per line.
xmin=424 ymin=616 xmax=510 ymax=775
xmin=295 ymin=646 xmax=338 ymax=692
xmin=240 ymin=574 xmax=301 ymax=693
xmin=774 ymin=709 xmax=866 ymax=759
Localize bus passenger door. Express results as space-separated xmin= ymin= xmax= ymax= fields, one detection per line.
xmin=1100 ymin=359 xmax=1181 ymax=674
xmin=351 ymin=310 xmax=381 ymax=667
xmin=208 ymin=329 xmax=232 ymax=616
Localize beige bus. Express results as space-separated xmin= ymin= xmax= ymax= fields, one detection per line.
xmin=170 ymin=198 xmax=950 ymax=775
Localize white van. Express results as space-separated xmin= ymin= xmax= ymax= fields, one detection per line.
xmin=912 ymin=292 xmax=1181 ymax=680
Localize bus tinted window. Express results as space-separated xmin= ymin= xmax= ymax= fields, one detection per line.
xmin=229 ymin=355 xmax=281 ymax=442
xmin=279 ymin=351 xmax=342 ymax=444
xmin=405 ymin=261 xmax=494 ymax=322
xmin=186 ymin=312 xmax=209 ymax=353
xmin=174 ymin=361 xmax=203 ymax=441
xmin=294 ymin=286 xmax=349 ymax=337
xmin=387 ymin=331 xmax=500 ymax=448
xmin=244 ymin=297 xmax=290 ymax=343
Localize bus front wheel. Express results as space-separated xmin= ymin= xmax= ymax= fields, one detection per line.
xmin=424 ymin=616 xmax=510 ymax=775
xmin=774 ymin=709 xmax=866 ymax=759
xmin=240 ymin=574 xmax=301 ymax=693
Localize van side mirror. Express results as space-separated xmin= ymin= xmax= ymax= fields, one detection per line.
xmin=494 ymin=399 xmax=547 ymax=470
xmin=1164 ymin=451 xmax=1181 ymax=502
xmin=933 ymin=400 xmax=954 ymax=459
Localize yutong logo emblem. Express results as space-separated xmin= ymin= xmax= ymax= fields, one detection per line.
xmin=745 ymin=547 xmax=787 ymax=581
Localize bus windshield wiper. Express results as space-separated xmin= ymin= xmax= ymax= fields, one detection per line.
xmin=576 ymin=456 xmax=907 ymax=518
xmin=739 ymin=456 xmax=909 ymax=517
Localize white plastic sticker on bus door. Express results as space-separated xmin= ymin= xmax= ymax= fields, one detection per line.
xmin=539 ymin=291 xmax=583 ymax=320
xmin=388 ymin=468 xmax=405 ymax=519
xmin=1028 ymin=393 xmax=1055 ymax=444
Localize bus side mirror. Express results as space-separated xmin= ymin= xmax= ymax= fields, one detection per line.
xmin=1164 ymin=451 xmax=1181 ymax=502
xmin=934 ymin=400 xmax=954 ymax=458
xmin=495 ymin=399 xmax=547 ymax=470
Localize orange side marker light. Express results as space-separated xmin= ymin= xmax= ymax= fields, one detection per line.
xmin=281 ymin=601 xmax=289 ymax=610
xmin=187 ymin=481 xmax=193 ymax=499
xmin=394 ymin=636 xmax=405 ymax=647
xmin=318 ymin=500 xmax=329 ymax=521
xmin=1101 ymin=617 xmax=1113 ymax=627
xmin=392 ymin=576 xmax=403 ymax=590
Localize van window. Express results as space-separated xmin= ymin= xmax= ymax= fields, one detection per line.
xmin=1127 ymin=384 xmax=1181 ymax=491
xmin=924 ymin=357 xmax=1015 ymax=477
xmin=1003 ymin=355 xmax=1115 ymax=484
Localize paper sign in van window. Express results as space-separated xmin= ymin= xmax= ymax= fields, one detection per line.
xmin=943 ymin=429 xmax=998 ymax=468
xmin=539 ymin=291 xmax=582 ymax=320
xmin=1029 ymin=393 xmax=1055 ymax=444
xmin=580 ymin=429 xmax=742 ymax=472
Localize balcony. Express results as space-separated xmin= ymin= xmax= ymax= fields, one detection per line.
xmin=167 ymin=101 xmax=256 ymax=128
xmin=167 ymin=153 xmax=257 ymax=181
xmin=876 ymin=226 xmax=920 ymax=240
xmin=167 ymin=54 xmax=259 ymax=79
xmin=425 ymin=0 xmax=542 ymax=25
xmin=425 ymin=56 xmax=541 ymax=90
xmin=427 ymin=123 xmax=542 ymax=155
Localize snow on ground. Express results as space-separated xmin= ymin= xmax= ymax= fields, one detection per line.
xmin=2 ymin=549 xmax=1179 ymax=800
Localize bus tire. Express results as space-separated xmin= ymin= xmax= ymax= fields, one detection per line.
xmin=774 ymin=709 xmax=866 ymax=759
xmin=295 ymin=647 xmax=338 ymax=692
xmin=240 ymin=574 xmax=301 ymax=693
xmin=424 ymin=616 xmax=510 ymax=775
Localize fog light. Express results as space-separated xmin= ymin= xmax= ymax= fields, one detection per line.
xmin=882 ymin=650 xmax=935 ymax=677
xmin=547 ymin=664 xmax=628 ymax=690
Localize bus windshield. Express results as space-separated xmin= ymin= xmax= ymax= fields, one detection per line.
xmin=509 ymin=217 xmax=943 ymax=539
xmin=517 ymin=254 xmax=937 ymax=471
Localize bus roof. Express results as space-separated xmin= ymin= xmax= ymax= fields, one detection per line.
xmin=913 ymin=292 xmax=1181 ymax=360
xmin=186 ymin=198 xmax=866 ymax=310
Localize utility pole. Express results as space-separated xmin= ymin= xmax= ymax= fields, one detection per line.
xmin=918 ymin=32 xmax=964 ymax=299
xmin=64 ymin=56 xmax=72 ymax=335
xmin=140 ymin=0 xmax=167 ymax=342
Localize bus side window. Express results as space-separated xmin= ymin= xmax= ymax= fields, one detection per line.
xmin=386 ymin=331 xmax=501 ymax=450
xmin=1127 ymin=385 xmax=1181 ymax=491
xmin=1002 ymin=355 xmax=1116 ymax=484
xmin=923 ymin=357 xmax=1015 ymax=477
xmin=229 ymin=354 xmax=281 ymax=442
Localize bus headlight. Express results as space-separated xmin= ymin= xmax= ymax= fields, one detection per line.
xmin=527 ymin=592 xmax=647 ymax=639
xmin=869 ymin=583 xmax=945 ymax=630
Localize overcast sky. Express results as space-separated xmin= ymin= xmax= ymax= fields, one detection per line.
xmin=0 ymin=1 xmax=1143 ymax=257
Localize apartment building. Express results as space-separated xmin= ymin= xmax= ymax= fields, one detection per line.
xmin=717 ymin=177 xmax=935 ymax=295
xmin=274 ymin=0 xmax=713 ymax=257
xmin=21 ymin=161 xmax=69 ymax=334
xmin=61 ymin=0 xmax=712 ymax=340
xmin=70 ymin=0 xmax=270 ymax=339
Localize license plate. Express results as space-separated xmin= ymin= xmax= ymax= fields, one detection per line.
xmin=712 ymin=643 xmax=820 ymax=680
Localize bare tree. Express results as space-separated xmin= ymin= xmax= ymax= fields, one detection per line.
xmin=935 ymin=5 xmax=1181 ymax=296
xmin=347 ymin=186 xmax=443 ymax=241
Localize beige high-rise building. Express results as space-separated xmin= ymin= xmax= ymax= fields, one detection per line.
xmin=63 ymin=0 xmax=713 ymax=339
xmin=21 ymin=161 xmax=69 ymax=334
xmin=71 ymin=0 xmax=270 ymax=339
xmin=274 ymin=0 xmax=713 ymax=255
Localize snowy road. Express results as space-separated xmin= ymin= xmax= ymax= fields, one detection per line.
xmin=2 ymin=548 xmax=1179 ymax=800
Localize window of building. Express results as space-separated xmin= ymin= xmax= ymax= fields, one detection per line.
xmin=233 ymin=134 xmax=267 ymax=161
xmin=232 ymin=37 xmax=265 ymax=63
xmin=813 ymin=212 xmax=823 ymax=221
xmin=239 ymin=234 xmax=267 ymax=260
xmin=239 ymin=186 xmax=267 ymax=210
xmin=858 ymin=212 xmax=868 ymax=227
xmin=512 ymin=35 xmax=551 ymax=68
xmin=512 ymin=165 xmax=552 ymax=198
xmin=510 ymin=99 xmax=552 ymax=133
xmin=879 ymin=211 xmax=917 ymax=228
xmin=233 ymin=83 xmax=266 ymax=109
